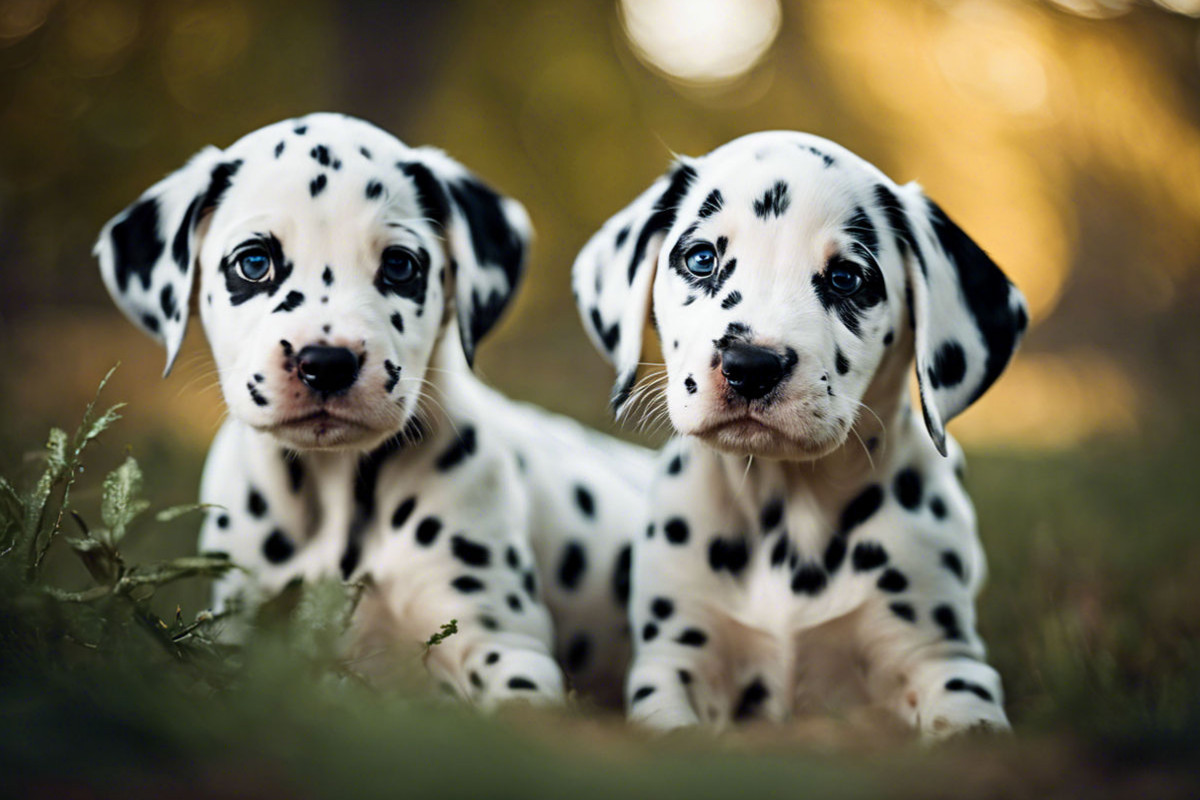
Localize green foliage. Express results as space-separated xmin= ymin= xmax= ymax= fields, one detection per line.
xmin=2 ymin=372 xmax=1199 ymax=799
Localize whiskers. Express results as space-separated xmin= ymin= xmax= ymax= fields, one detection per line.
xmin=616 ymin=366 xmax=673 ymax=440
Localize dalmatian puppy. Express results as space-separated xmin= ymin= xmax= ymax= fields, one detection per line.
xmin=94 ymin=113 xmax=651 ymax=708
xmin=572 ymin=132 xmax=1028 ymax=739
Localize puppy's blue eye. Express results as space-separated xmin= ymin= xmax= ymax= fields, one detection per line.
xmin=828 ymin=262 xmax=863 ymax=296
xmin=380 ymin=247 xmax=418 ymax=285
xmin=685 ymin=244 xmax=717 ymax=277
xmin=236 ymin=248 xmax=272 ymax=282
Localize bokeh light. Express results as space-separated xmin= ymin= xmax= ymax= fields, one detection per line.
xmin=617 ymin=0 xmax=781 ymax=84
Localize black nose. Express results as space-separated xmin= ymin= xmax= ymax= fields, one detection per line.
xmin=296 ymin=345 xmax=360 ymax=395
xmin=720 ymin=341 xmax=787 ymax=400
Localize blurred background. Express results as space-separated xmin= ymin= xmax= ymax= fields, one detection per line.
xmin=1 ymin=0 xmax=1200 ymax=739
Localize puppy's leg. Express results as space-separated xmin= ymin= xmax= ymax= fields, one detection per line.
xmin=856 ymin=592 xmax=1010 ymax=740
xmin=625 ymin=445 xmax=749 ymax=731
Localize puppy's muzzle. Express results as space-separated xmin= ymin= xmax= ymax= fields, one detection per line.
xmin=719 ymin=341 xmax=788 ymax=401
xmin=296 ymin=345 xmax=361 ymax=395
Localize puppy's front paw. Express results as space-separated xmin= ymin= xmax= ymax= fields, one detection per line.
xmin=919 ymin=694 xmax=1012 ymax=742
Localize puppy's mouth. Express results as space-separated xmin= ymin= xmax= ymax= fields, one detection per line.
xmin=263 ymin=408 xmax=382 ymax=450
xmin=693 ymin=411 xmax=842 ymax=460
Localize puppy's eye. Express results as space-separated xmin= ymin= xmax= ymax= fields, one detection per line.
xmin=685 ymin=244 xmax=718 ymax=277
xmin=380 ymin=247 xmax=418 ymax=286
xmin=236 ymin=248 xmax=273 ymax=282
xmin=828 ymin=261 xmax=863 ymax=296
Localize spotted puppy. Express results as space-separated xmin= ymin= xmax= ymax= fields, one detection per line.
xmin=573 ymin=132 xmax=1028 ymax=738
xmin=95 ymin=113 xmax=650 ymax=708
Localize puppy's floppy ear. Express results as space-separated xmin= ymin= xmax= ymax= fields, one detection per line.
xmin=94 ymin=146 xmax=239 ymax=376
xmin=398 ymin=148 xmax=531 ymax=367
xmin=572 ymin=159 xmax=697 ymax=417
xmin=883 ymin=182 xmax=1029 ymax=456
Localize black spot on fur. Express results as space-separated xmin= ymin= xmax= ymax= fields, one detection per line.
xmin=159 ymin=284 xmax=178 ymax=320
xmin=365 ymin=180 xmax=383 ymax=200
xmin=216 ymin=514 xmax=230 ymax=529
xmin=930 ymin=496 xmax=948 ymax=520
xmin=247 ymin=383 xmax=268 ymax=407
xmin=769 ymin=535 xmax=789 ymax=567
xmin=945 ymin=678 xmax=993 ymax=702
xmin=733 ymin=678 xmax=768 ymax=721
xmin=435 ymin=426 xmax=477 ymax=471
xmin=664 ymin=517 xmax=690 ymax=545
xmin=274 ymin=141 xmax=285 ymax=158
xmin=823 ymin=536 xmax=847 ymax=574
xmin=889 ymin=602 xmax=917 ymax=623
xmin=932 ymin=604 xmax=965 ymax=641
xmin=310 ymin=174 xmax=327 ymax=197
xmin=941 ymin=550 xmax=966 ymax=583
xmin=383 ymin=360 xmax=401 ymax=393
xmin=851 ymin=541 xmax=889 ymax=571
xmin=678 ymin=669 xmax=692 ymax=686
xmin=507 ymin=677 xmax=536 ymax=691
xmin=667 ymin=454 xmax=684 ymax=475
xmin=791 ymin=563 xmax=828 ymax=595
xmin=759 ymin=498 xmax=784 ymax=531
xmin=415 ymin=516 xmax=442 ymax=546
xmin=650 ymin=597 xmax=674 ymax=619
xmin=272 ymin=290 xmax=305 ymax=314
xmin=322 ymin=265 xmax=334 ymax=286
xmin=632 ymin=686 xmax=656 ymax=703
xmin=721 ymin=290 xmax=742 ymax=310
xmin=451 ymin=535 xmax=491 ymax=567
xmin=877 ymin=568 xmax=909 ymax=593
xmin=612 ymin=544 xmax=632 ymax=607
xmin=388 ymin=311 xmax=405 ymax=335
xmin=247 ymin=488 xmax=267 ymax=518
xmin=558 ymin=541 xmax=587 ymax=590
xmin=708 ymin=536 xmax=750 ymax=576
xmin=835 ymin=349 xmax=850 ymax=375
xmin=677 ymin=628 xmax=707 ymax=647
xmin=642 ymin=622 xmax=659 ymax=642
xmin=391 ymin=497 xmax=416 ymax=529
xmin=840 ymin=485 xmax=883 ymax=535
xmin=506 ymin=593 xmax=522 ymax=613
xmin=684 ymin=375 xmax=697 ymax=395
xmin=893 ymin=468 xmax=922 ymax=511
xmin=753 ymin=181 xmax=790 ymax=219
xmin=589 ymin=307 xmax=619 ymax=352
xmin=262 ymin=529 xmax=294 ymax=563
xmin=451 ymin=575 xmax=485 ymax=594
xmin=929 ymin=340 xmax=967 ymax=389
xmin=574 ymin=485 xmax=595 ymax=518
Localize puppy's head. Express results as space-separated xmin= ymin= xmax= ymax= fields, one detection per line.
xmin=95 ymin=113 xmax=529 ymax=451
xmin=573 ymin=132 xmax=1027 ymax=459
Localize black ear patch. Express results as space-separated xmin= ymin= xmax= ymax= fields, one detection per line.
xmin=397 ymin=160 xmax=450 ymax=226
xmin=109 ymin=198 xmax=165 ymax=293
xmin=926 ymin=200 xmax=1024 ymax=404
xmin=628 ymin=162 xmax=697 ymax=285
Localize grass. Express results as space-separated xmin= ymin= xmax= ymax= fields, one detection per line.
xmin=2 ymin=376 xmax=1199 ymax=799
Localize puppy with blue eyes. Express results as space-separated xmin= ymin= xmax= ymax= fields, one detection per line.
xmin=95 ymin=113 xmax=651 ymax=708
xmin=573 ymin=132 xmax=1028 ymax=738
